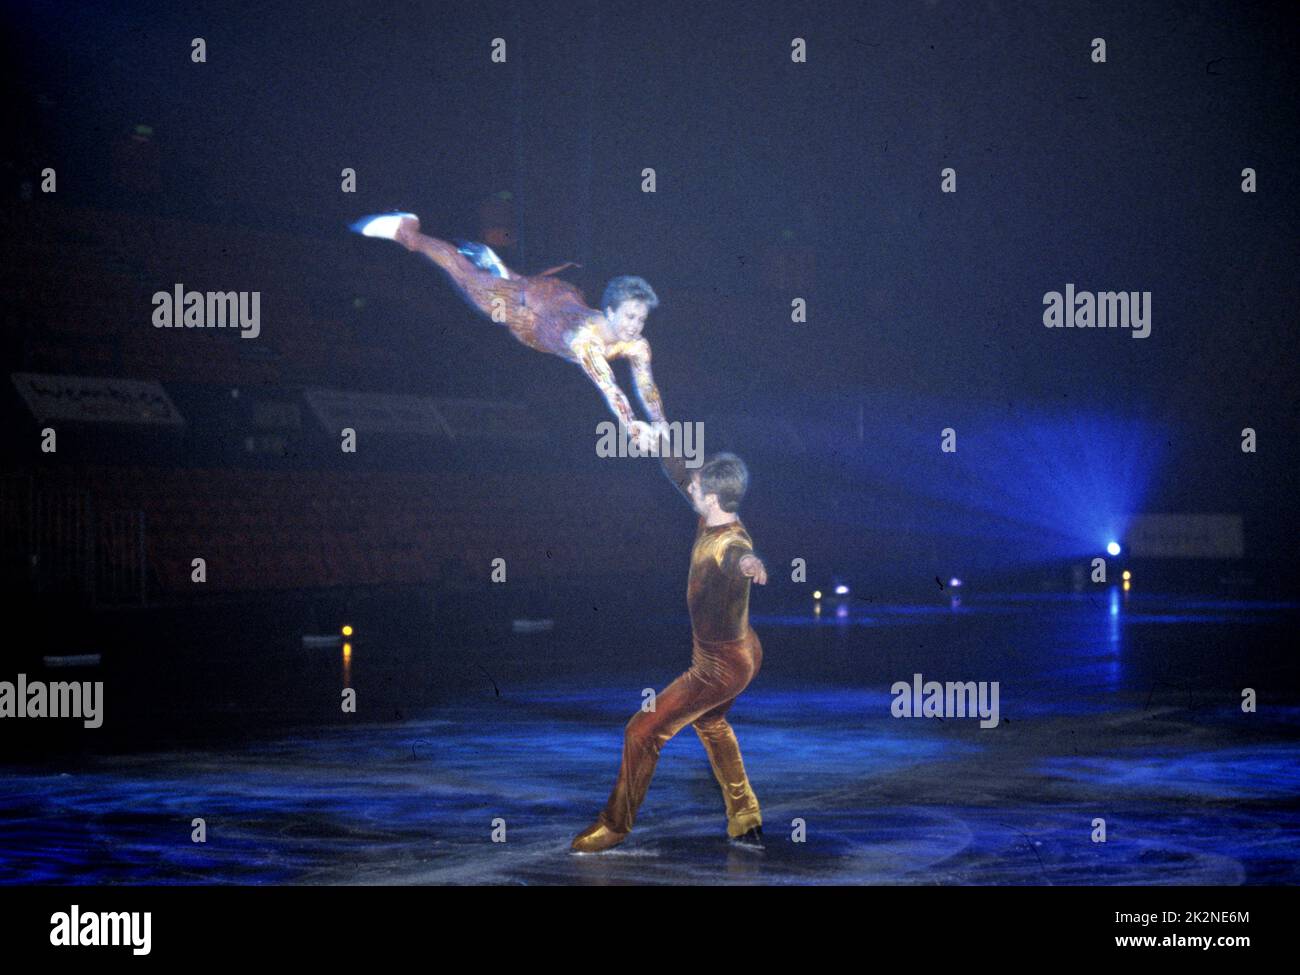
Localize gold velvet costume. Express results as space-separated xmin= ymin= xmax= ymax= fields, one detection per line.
xmin=393 ymin=218 xmax=665 ymax=428
xmin=572 ymin=449 xmax=764 ymax=851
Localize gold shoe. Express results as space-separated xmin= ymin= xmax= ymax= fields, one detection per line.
xmin=570 ymin=821 xmax=628 ymax=853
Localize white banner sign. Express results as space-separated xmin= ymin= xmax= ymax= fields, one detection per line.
xmin=1125 ymin=514 xmax=1244 ymax=559
xmin=11 ymin=372 xmax=184 ymax=426
xmin=303 ymin=387 xmax=452 ymax=438
xmin=303 ymin=388 xmax=539 ymax=440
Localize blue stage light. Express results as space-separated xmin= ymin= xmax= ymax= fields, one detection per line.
xmin=1107 ymin=541 xmax=1121 ymax=556
xmin=798 ymin=394 xmax=1164 ymax=574
xmin=834 ymin=585 xmax=849 ymax=595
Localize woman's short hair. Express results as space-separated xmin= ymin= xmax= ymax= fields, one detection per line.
xmin=602 ymin=276 xmax=659 ymax=314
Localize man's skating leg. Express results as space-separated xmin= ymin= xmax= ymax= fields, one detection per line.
xmin=694 ymin=631 xmax=764 ymax=842
xmin=572 ymin=632 xmax=761 ymax=853
xmin=693 ymin=707 xmax=763 ymax=839
xmin=572 ymin=667 xmax=727 ymax=852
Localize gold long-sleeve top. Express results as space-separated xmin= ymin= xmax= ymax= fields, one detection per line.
xmin=458 ymin=260 xmax=666 ymax=428
xmin=661 ymin=451 xmax=756 ymax=642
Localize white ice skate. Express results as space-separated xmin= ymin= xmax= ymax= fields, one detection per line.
xmin=350 ymin=212 xmax=418 ymax=240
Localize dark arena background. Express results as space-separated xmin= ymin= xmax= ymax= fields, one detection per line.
xmin=1 ymin=0 xmax=1297 ymax=953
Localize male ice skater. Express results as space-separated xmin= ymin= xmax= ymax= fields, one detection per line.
xmin=571 ymin=435 xmax=769 ymax=852
xmin=353 ymin=213 xmax=666 ymax=440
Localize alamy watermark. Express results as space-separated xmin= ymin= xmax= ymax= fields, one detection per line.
xmin=50 ymin=905 xmax=150 ymax=955
xmin=0 ymin=674 xmax=103 ymax=728
xmin=891 ymin=673 xmax=1000 ymax=728
xmin=152 ymin=284 xmax=261 ymax=338
xmin=596 ymin=420 xmax=704 ymax=468
xmin=1043 ymin=284 xmax=1150 ymax=338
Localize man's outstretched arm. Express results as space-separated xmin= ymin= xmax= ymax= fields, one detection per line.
xmin=721 ymin=544 xmax=769 ymax=585
xmin=658 ymin=428 xmax=694 ymax=506
xmin=665 ymin=426 xmax=707 ymax=506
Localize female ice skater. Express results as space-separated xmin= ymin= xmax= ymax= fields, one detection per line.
xmin=353 ymin=213 xmax=666 ymax=439
xmin=571 ymin=432 xmax=769 ymax=853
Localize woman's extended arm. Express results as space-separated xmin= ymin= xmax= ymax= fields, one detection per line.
xmin=626 ymin=339 xmax=667 ymax=424
xmin=571 ymin=335 xmax=641 ymax=430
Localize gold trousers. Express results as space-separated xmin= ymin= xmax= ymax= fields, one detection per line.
xmin=398 ymin=225 xmax=591 ymax=358
xmin=598 ymin=629 xmax=763 ymax=838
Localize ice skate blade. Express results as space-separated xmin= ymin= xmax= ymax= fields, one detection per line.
xmin=351 ymin=212 xmax=418 ymax=239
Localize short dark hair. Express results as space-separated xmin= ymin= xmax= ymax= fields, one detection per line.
xmin=602 ymin=275 xmax=659 ymax=314
xmin=697 ymin=453 xmax=748 ymax=512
